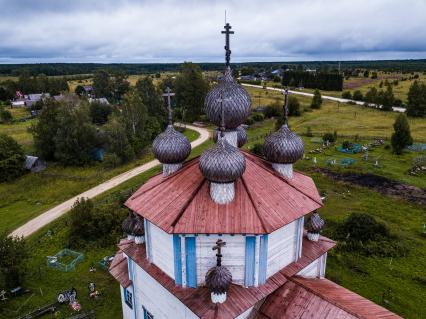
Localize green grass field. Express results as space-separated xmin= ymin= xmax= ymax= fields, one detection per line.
xmin=0 ymin=128 xmax=199 ymax=234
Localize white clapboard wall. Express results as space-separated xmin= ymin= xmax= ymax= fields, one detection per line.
xmin=120 ymin=284 xmax=134 ymax=319
xmin=196 ymin=234 xmax=246 ymax=286
xmin=297 ymin=253 xmax=327 ymax=278
xmin=149 ymin=222 xmax=175 ymax=279
xmin=266 ymin=220 xmax=297 ymax=278
xmin=134 ymin=266 xmax=199 ymax=319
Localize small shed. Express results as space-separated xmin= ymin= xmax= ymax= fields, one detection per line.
xmin=24 ymin=156 xmax=47 ymax=172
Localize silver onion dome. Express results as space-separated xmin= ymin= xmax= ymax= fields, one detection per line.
xmin=122 ymin=213 xmax=136 ymax=235
xmin=205 ymin=266 xmax=232 ymax=295
xmin=263 ymin=124 xmax=304 ymax=164
xmin=213 ymin=125 xmax=247 ymax=148
xmin=152 ymin=125 xmax=191 ymax=164
xmin=205 ymin=67 xmax=251 ymax=129
xmin=132 ymin=216 xmax=145 ymax=237
xmin=306 ymin=212 xmax=325 ymax=234
xmin=199 ymin=136 xmax=246 ymax=183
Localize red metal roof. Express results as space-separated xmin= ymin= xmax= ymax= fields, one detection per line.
xmin=113 ymin=235 xmax=336 ymax=319
xmin=125 ymin=152 xmax=322 ymax=234
xmin=109 ymin=250 xmax=131 ymax=288
xmin=257 ymin=277 xmax=402 ymax=319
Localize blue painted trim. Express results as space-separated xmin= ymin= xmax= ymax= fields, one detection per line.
xmin=185 ymin=237 xmax=197 ymax=288
xmin=144 ymin=219 xmax=152 ymax=261
xmin=173 ymin=234 xmax=182 ymax=286
xmin=245 ymin=236 xmax=256 ymax=287
xmin=258 ymin=235 xmax=268 ymax=284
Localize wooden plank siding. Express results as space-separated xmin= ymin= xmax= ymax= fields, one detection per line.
xmin=125 ymin=152 xmax=322 ymax=235
xmin=116 ymin=235 xmax=337 ymax=319
xmin=149 ymin=222 xmax=175 ymax=280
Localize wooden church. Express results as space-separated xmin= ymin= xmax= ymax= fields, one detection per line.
xmin=110 ymin=23 xmax=401 ymax=319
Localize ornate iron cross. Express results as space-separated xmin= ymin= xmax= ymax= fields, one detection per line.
xmin=221 ymin=23 xmax=234 ymax=66
xmin=212 ymin=239 xmax=226 ymax=266
xmin=163 ymin=87 xmax=175 ymax=125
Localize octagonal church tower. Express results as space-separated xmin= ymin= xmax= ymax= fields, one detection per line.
xmin=110 ymin=23 xmax=401 ymax=319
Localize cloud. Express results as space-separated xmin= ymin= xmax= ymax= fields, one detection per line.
xmin=0 ymin=0 xmax=425 ymax=63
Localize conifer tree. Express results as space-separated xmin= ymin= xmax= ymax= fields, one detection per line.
xmin=311 ymin=89 xmax=322 ymax=109
xmin=391 ymin=114 xmax=413 ymax=155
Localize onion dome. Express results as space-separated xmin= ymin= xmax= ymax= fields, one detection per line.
xmin=205 ymin=67 xmax=251 ymax=129
xmin=152 ymin=125 xmax=191 ymax=164
xmin=263 ymin=125 xmax=304 ymax=164
xmin=199 ymin=136 xmax=246 ymax=183
xmin=306 ymin=212 xmax=325 ymax=242
xmin=306 ymin=212 xmax=325 ymax=233
xmin=132 ymin=216 xmax=144 ymax=237
xmin=213 ymin=125 xmax=247 ymax=148
xmin=205 ymin=265 xmax=232 ymax=303
xmin=122 ymin=213 xmax=136 ymax=239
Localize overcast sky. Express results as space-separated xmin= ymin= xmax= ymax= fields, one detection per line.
xmin=0 ymin=0 xmax=425 ymax=63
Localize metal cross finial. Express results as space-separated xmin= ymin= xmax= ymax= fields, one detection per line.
xmin=221 ymin=23 xmax=234 ymax=66
xmin=283 ymin=88 xmax=289 ymax=126
xmin=212 ymin=239 xmax=226 ymax=267
xmin=162 ymin=87 xmax=175 ymax=125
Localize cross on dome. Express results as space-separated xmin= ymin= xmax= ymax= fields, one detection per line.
xmin=212 ymin=239 xmax=226 ymax=266
xmin=283 ymin=88 xmax=289 ymax=126
xmin=221 ymin=23 xmax=234 ymax=66
xmin=163 ymin=87 xmax=175 ymax=125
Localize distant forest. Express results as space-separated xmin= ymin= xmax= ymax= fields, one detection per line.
xmin=1 ymin=59 xmax=426 ymax=76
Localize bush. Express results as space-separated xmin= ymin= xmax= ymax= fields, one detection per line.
xmin=0 ymin=109 xmax=13 ymax=123
xmin=352 ymin=90 xmax=364 ymax=101
xmin=341 ymin=91 xmax=352 ymax=99
xmin=305 ymin=126 xmax=313 ymax=137
xmin=264 ymin=103 xmax=281 ymax=118
xmin=245 ymin=117 xmax=255 ymax=125
xmin=251 ymin=112 xmax=265 ymax=122
xmin=68 ymin=198 xmax=128 ymax=247
xmin=288 ymin=96 xmax=302 ymax=116
xmin=251 ymin=143 xmax=264 ymax=157
xmin=310 ymin=89 xmax=322 ymax=109
xmin=0 ymin=232 xmax=28 ymax=288
xmin=0 ymin=134 xmax=26 ymax=182
xmin=338 ymin=213 xmax=389 ymax=243
xmin=322 ymin=132 xmax=337 ymax=143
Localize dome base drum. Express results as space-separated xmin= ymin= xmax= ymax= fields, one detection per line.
xmin=127 ymin=235 xmax=135 ymax=241
xmin=135 ymin=236 xmax=145 ymax=245
xmin=211 ymin=292 xmax=227 ymax=304
xmin=272 ymin=163 xmax=293 ymax=180
xmin=307 ymin=232 xmax=320 ymax=242
xmin=222 ymin=131 xmax=238 ymax=148
xmin=210 ymin=182 xmax=235 ymax=205
xmin=163 ymin=163 xmax=183 ymax=176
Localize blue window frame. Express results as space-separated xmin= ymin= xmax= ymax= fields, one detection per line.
xmin=173 ymin=234 xmax=182 ymax=285
xmin=185 ymin=237 xmax=197 ymax=288
xmin=258 ymin=234 xmax=268 ymax=284
xmin=123 ymin=287 xmax=133 ymax=309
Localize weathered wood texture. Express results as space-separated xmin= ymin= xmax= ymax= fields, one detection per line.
xmin=257 ymin=276 xmax=402 ymax=319
xmin=266 ymin=221 xmax=297 ymax=279
xmin=115 ymin=235 xmax=336 ymax=319
xmin=109 ymin=251 xmax=131 ymax=288
xmin=149 ymin=221 xmax=175 ymax=279
xmin=125 ymin=152 xmax=322 ymax=235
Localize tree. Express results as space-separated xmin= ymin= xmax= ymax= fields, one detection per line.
xmin=53 ymin=102 xmax=100 ymax=165
xmin=311 ymin=89 xmax=322 ymax=109
xmin=175 ymin=62 xmax=209 ymax=122
xmin=75 ymin=85 xmax=85 ymax=96
xmin=407 ymin=80 xmax=426 ymax=117
xmin=0 ymin=233 xmax=28 ymax=288
xmin=342 ymin=91 xmax=352 ymax=99
xmin=391 ymin=114 xmax=413 ymax=155
xmin=379 ymin=85 xmax=395 ymax=111
xmin=89 ymin=101 xmax=112 ymax=125
xmin=0 ymin=134 xmax=26 ymax=182
xmin=92 ymin=70 xmax=112 ymax=99
xmin=135 ymin=76 xmax=167 ymax=128
xmin=363 ymin=70 xmax=370 ymax=78
xmin=104 ymin=116 xmax=135 ymax=163
xmin=352 ymin=90 xmax=363 ymax=101
xmin=364 ymin=87 xmax=378 ymax=103
xmin=0 ymin=108 xmax=13 ymax=123
xmin=31 ymin=99 xmax=61 ymax=160
xmin=110 ymin=70 xmax=130 ymax=101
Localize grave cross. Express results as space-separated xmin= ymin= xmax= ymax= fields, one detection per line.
xmin=212 ymin=239 xmax=226 ymax=266
xmin=163 ymin=87 xmax=175 ymax=125
xmin=221 ymin=23 xmax=234 ymax=66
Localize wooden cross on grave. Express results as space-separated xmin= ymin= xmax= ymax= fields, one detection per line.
xmin=162 ymin=87 xmax=175 ymax=125
xmin=221 ymin=23 xmax=234 ymax=66
xmin=212 ymin=239 xmax=226 ymax=266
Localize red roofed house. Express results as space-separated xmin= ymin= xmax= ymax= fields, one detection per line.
xmin=109 ymin=23 xmax=401 ymax=319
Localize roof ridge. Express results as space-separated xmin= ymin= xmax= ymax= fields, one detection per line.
xmin=241 ymin=176 xmax=269 ymax=233
xmin=243 ymin=151 xmax=323 ymax=207
xmin=170 ymin=178 xmax=208 ymax=233
xmin=129 ymin=157 xmax=200 ymax=201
